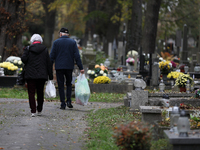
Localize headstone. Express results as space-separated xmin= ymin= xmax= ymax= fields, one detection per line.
xmin=108 ymin=42 xmax=113 ymax=59
xmin=176 ymin=30 xmax=182 ymax=58
xmin=134 ymin=54 xmax=138 ymax=71
xmin=181 ymin=24 xmax=189 ymax=65
xmin=152 ymin=63 xmax=159 ymax=86
xmin=117 ymin=41 xmax=123 ymax=65
xmin=82 ymin=31 xmax=96 ymax=69
xmin=130 ymin=90 xmax=148 ymax=111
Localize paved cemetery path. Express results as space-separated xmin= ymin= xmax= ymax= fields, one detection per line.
xmin=0 ymin=98 xmax=123 ymax=150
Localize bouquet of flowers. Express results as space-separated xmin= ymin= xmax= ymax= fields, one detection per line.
xmin=0 ymin=62 xmax=18 ymax=75
xmin=126 ymin=57 xmax=135 ymax=66
xmin=159 ymin=60 xmax=172 ymax=74
xmin=87 ymin=64 xmax=108 ymax=79
xmin=93 ymin=76 xmax=111 ymax=84
xmin=175 ymin=73 xmax=194 ymax=88
xmin=12 ymin=59 xmax=23 ymax=68
xmin=170 ymin=61 xmax=176 ymax=68
xmin=167 ymin=71 xmax=184 ymax=79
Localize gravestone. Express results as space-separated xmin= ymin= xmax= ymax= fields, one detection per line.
xmin=130 ymin=90 xmax=148 ymax=111
xmin=134 ymin=54 xmax=138 ymax=71
xmin=176 ymin=30 xmax=182 ymax=58
xmin=108 ymin=42 xmax=113 ymax=59
xmin=181 ymin=24 xmax=189 ymax=65
xmin=117 ymin=41 xmax=123 ymax=65
xmin=82 ymin=32 xmax=96 ymax=70
xmin=152 ymin=63 xmax=159 ymax=86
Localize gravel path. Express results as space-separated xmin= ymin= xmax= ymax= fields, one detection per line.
xmin=0 ymin=98 xmax=123 ymax=150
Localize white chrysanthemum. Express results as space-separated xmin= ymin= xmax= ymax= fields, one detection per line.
xmin=87 ymin=70 xmax=91 ymax=74
xmin=169 ymin=63 xmax=172 ymax=67
xmin=159 ymin=57 xmax=163 ymax=61
xmin=18 ymin=60 xmax=22 ymax=65
xmin=100 ymin=70 xmax=104 ymax=74
xmin=13 ymin=59 xmax=18 ymax=64
xmin=95 ymin=74 xmax=97 ymax=77
xmin=163 ymin=60 xmax=166 ymax=62
xmin=103 ymin=73 xmax=107 ymax=76
xmin=91 ymin=71 xmax=95 ymax=75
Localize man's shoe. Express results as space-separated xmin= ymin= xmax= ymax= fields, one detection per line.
xmin=67 ymin=103 xmax=73 ymax=108
xmin=60 ymin=107 xmax=65 ymax=110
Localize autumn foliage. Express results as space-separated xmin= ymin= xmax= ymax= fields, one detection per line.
xmin=113 ymin=121 xmax=152 ymax=150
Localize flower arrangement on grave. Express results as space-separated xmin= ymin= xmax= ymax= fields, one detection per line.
xmin=190 ymin=110 xmax=200 ymax=129
xmin=87 ymin=64 xmax=108 ymax=79
xmin=0 ymin=62 xmax=18 ymax=75
xmin=170 ymin=61 xmax=177 ymax=68
xmin=93 ymin=76 xmax=111 ymax=84
xmin=167 ymin=71 xmax=184 ymax=79
xmin=175 ymin=73 xmax=194 ymax=88
xmin=12 ymin=59 xmax=23 ymax=68
xmin=159 ymin=60 xmax=172 ymax=75
xmin=126 ymin=57 xmax=135 ymax=66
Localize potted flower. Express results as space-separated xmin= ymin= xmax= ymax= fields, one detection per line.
xmin=0 ymin=62 xmax=18 ymax=75
xmin=93 ymin=76 xmax=111 ymax=84
xmin=175 ymin=73 xmax=194 ymax=92
xmin=159 ymin=60 xmax=172 ymax=75
xmin=167 ymin=71 xmax=184 ymax=80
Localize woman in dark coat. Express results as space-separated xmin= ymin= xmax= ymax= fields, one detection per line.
xmin=21 ymin=34 xmax=53 ymax=117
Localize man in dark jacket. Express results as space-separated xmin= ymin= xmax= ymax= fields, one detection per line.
xmin=21 ymin=34 xmax=53 ymax=117
xmin=50 ymin=27 xmax=84 ymax=109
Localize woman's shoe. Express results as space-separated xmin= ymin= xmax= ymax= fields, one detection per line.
xmin=31 ymin=113 xmax=36 ymax=117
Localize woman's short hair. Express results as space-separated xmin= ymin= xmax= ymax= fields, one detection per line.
xmin=30 ymin=34 xmax=43 ymax=44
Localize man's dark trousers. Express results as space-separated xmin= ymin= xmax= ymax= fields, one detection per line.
xmin=56 ymin=69 xmax=73 ymax=108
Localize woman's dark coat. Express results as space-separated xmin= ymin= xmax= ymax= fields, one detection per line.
xmin=21 ymin=43 xmax=53 ymax=80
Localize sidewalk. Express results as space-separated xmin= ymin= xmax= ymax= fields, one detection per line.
xmin=0 ymin=98 xmax=123 ymax=150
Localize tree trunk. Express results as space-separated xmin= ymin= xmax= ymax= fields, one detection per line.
xmin=0 ymin=0 xmax=26 ymax=61
xmin=142 ymin=0 xmax=162 ymax=54
xmin=83 ymin=0 xmax=96 ymax=47
xmin=125 ymin=0 xmax=142 ymax=55
xmin=42 ymin=0 xmax=56 ymax=48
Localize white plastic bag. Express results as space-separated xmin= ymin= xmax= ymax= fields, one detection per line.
xmin=75 ymin=74 xmax=90 ymax=106
xmin=45 ymin=80 xmax=56 ymax=98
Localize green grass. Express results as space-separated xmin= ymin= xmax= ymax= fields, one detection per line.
xmin=0 ymin=87 xmax=126 ymax=103
xmin=85 ymin=106 xmax=141 ymax=150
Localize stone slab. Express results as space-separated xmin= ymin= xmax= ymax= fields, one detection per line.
xmin=164 ymin=130 xmax=200 ymax=150
xmin=170 ymin=98 xmax=200 ymax=107
xmin=0 ymin=76 xmax=18 ymax=87
xmin=89 ymin=83 xmax=131 ymax=94
xmin=130 ymin=90 xmax=148 ymax=110
xmin=148 ymin=93 xmax=194 ymax=97
xmin=140 ymin=106 xmax=162 ymax=113
xmin=139 ymin=106 xmax=162 ymax=124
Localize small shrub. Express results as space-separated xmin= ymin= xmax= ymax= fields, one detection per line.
xmin=113 ymin=121 xmax=152 ymax=150
xmin=150 ymin=139 xmax=173 ymax=150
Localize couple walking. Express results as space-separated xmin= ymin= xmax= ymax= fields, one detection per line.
xmin=21 ymin=28 xmax=84 ymax=117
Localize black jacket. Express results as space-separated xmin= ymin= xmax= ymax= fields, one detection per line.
xmin=21 ymin=43 xmax=53 ymax=80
